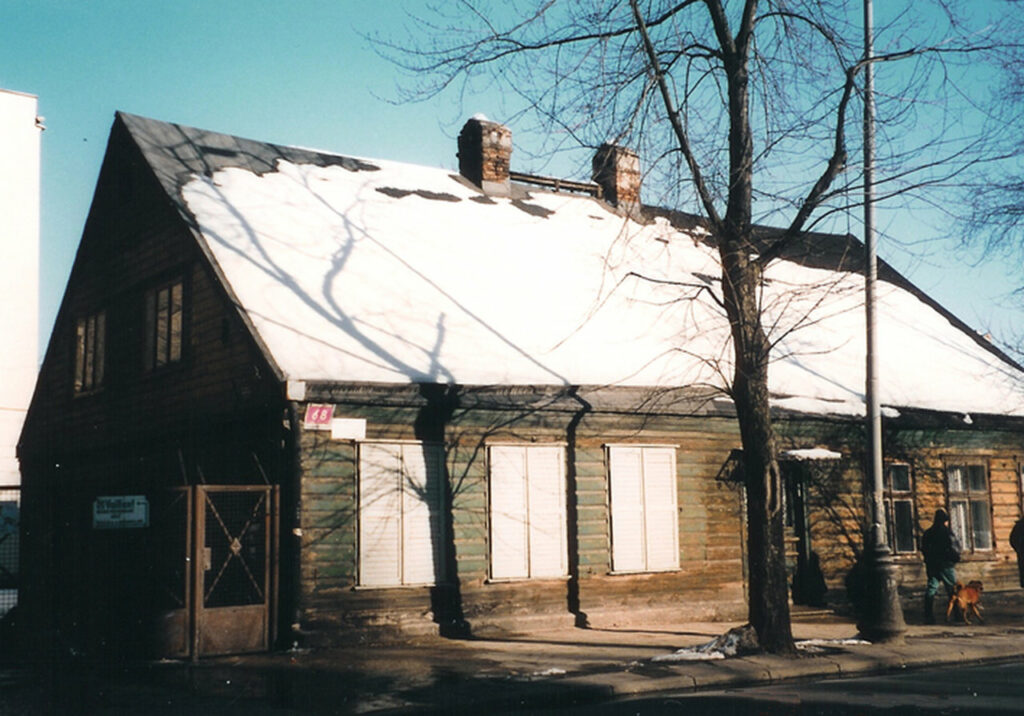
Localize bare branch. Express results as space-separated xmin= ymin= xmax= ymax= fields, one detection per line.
xmin=630 ymin=0 xmax=724 ymax=230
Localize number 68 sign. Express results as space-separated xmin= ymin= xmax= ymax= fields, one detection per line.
xmin=303 ymin=403 xmax=334 ymax=430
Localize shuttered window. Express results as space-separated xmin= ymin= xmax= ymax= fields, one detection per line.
xmin=489 ymin=445 xmax=567 ymax=580
xmin=358 ymin=442 xmax=445 ymax=587
xmin=608 ymin=445 xmax=679 ymax=573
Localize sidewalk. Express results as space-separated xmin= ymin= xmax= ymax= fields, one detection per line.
xmin=217 ymin=595 xmax=1024 ymax=714
xmin=6 ymin=592 xmax=1024 ymax=714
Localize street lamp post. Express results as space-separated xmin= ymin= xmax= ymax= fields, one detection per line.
xmin=858 ymin=0 xmax=907 ymax=644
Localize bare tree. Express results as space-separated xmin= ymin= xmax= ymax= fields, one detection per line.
xmin=377 ymin=0 xmax=1012 ymax=654
xmin=961 ymin=13 xmax=1024 ymax=353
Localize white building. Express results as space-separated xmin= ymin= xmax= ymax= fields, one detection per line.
xmin=0 ymin=89 xmax=41 ymax=487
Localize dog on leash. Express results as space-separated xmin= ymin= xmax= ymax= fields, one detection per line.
xmin=946 ymin=580 xmax=984 ymax=624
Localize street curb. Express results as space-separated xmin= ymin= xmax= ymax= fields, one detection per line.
xmin=548 ymin=634 xmax=1024 ymax=706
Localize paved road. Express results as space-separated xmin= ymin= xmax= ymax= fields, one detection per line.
xmin=538 ymin=660 xmax=1024 ymax=715
xmin=5 ymin=658 xmax=1024 ymax=714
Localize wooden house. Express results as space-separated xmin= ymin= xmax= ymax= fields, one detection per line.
xmin=18 ymin=113 xmax=1024 ymax=659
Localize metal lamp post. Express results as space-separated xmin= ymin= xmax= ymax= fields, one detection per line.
xmin=858 ymin=0 xmax=907 ymax=643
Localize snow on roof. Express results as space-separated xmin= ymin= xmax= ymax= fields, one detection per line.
xmin=780 ymin=448 xmax=843 ymax=461
xmin=122 ymin=114 xmax=1024 ymax=419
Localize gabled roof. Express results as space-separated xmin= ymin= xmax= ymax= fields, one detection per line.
xmin=119 ymin=112 xmax=1024 ymax=419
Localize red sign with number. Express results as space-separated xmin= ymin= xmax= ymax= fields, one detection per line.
xmin=303 ymin=403 xmax=334 ymax=429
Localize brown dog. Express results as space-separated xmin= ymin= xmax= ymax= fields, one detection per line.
xmin=946 ymin=580 xmax=984 ymax=624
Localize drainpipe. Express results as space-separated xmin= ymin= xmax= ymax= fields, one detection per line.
xmin=286 ymin=400 xmax=304 ymax=649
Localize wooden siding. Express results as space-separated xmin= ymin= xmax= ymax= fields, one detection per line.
xmin=18 ymin=123 xmax=288 ymax=657
xmin=775 ymin=419 xmax=1024 ymax=595
xmin=885 ymin=430 xmax=1024 ymax=588
xmin=293 ymin=386 xmax=749 ymax=642
xmin=294 ymin=392 xmax=1024 ymax=643
xmin=21 ymin=120 xmax=282 ymax=460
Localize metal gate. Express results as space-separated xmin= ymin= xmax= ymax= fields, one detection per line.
xmin=152 ymin=487 xmax=192 ymax=657
xmin=155 ymin=485 xmax=277 ymax=658
xmin=0 ymin=487 xmax=19 ymax=620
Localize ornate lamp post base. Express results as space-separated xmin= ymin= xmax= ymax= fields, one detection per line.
xmin=856 ymin=525 xmax=907 ymax=643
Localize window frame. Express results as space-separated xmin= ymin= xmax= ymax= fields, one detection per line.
xmin=606 ymin=444 xmax=680 ymax=574
xmin=945 ymin=459 xmax=994 ymax=554
xmin=73 ymin=310 xmax=106 ymax=395
xmin=883 ymin=462 xmax=916 ymax=555
xmin=487 ymin=443 xmax=568 ymax=582
xmin=143 ymin=277 xmax=184 ymax=372
xmin=356 ymin=441 xmax=446 ymax=588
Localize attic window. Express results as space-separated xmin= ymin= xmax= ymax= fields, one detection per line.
xmin=74 ymin=310 xmax=106 ymax=394
xmin=143 ymin=279 xmax=183 ymax=371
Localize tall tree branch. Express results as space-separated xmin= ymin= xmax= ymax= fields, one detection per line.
xmin=630 ymin=0 xmax=724 ymax=231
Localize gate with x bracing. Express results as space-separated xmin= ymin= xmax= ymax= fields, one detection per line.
xmin=154 ymin=485 xmax=278 ymax=658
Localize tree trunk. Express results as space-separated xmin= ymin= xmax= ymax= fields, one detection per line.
xmin=722 ymin=244 xmax=797 ymax=655
xmin=711 ymin=1 xmax=796 ymax=655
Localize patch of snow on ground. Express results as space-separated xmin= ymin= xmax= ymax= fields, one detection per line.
xmin=655 ymin=634 xmax=870 ymax=661
xmin=653 ymin=626 xmax=758 ymax=661
xmin=653 ymin=647 xmax=727 ymax=662
xmin=796 ymin=637 xmax=871 ymax=654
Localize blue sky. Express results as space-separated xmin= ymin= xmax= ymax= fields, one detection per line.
xmin=2 ymin=0 xmax=1020 ymax=357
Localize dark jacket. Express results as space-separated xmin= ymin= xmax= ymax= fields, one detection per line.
xmin=1010 ymin=519 xmax=1024 ymax=556
xmin=921 ymin=508 xmax=960 ymax=570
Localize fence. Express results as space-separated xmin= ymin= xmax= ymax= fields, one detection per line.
xmin=0 ymin=486 xmax=18 ymax=618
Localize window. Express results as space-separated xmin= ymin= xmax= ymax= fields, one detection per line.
xmin=607 ymin=445 xmax=679 ymax=573
xmin=143 ymin=279 xmax=183 ymax=371
xmin=358 ymin=442 xmax=445 ymax=587
xmin=74 ymin=311 xmax=106 ymax=393
xmin=488 ymin=445 xmax=567 ymax=580
xmin=947 ymin=462 xmax=993 ymax=552
xmin=884 ymin=463 xmax=916 ymax=554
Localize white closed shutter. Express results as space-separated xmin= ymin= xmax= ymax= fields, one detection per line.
xmin=642 ymin=447 xmax=679 ymax=571
xmin=609 ymin=447 xmax=645 ymax=572
xmin=358 ymin=443 xmax=403 ymax=586
xmin=359 ymin=442 xmax=445 ymax=587
xmin=489 ymin=445 xmax=567 ymax=579
xmin=402 ymin=445 xmax=445 ymax=585
xmin=527 ymin=446 xmax=568 ymax=578
xmin=489 ymin=446 xmax=529 ymax=579
xmin=608 ymin=445 xmax=679 ymax=572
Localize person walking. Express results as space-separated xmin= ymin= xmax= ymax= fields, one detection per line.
xmin=1010 ymin=517 xmax=1024 ymax=588
xmin=920 ymin=508 xmax=960 ymax=624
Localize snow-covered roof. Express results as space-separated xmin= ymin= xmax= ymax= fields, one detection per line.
xmin=780 ymin=449 xmax=844 ymax=461
xmin=119 ymin=113 xmax=1024 ymax=419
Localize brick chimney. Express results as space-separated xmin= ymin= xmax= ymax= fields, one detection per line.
xmin=592 ymin=143 xmax=641 ymax=216
xmin=457 ymin=116 xmax=512 ymax=197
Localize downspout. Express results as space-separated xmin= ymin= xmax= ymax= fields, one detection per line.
xmin=566 ymin=386 xmax=592 ymax=627
xmin=286 ymin=400 xmax=304 ymax=649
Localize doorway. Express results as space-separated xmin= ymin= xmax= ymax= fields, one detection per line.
xmin=153 ymin=485 xmax=278 ymax=658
